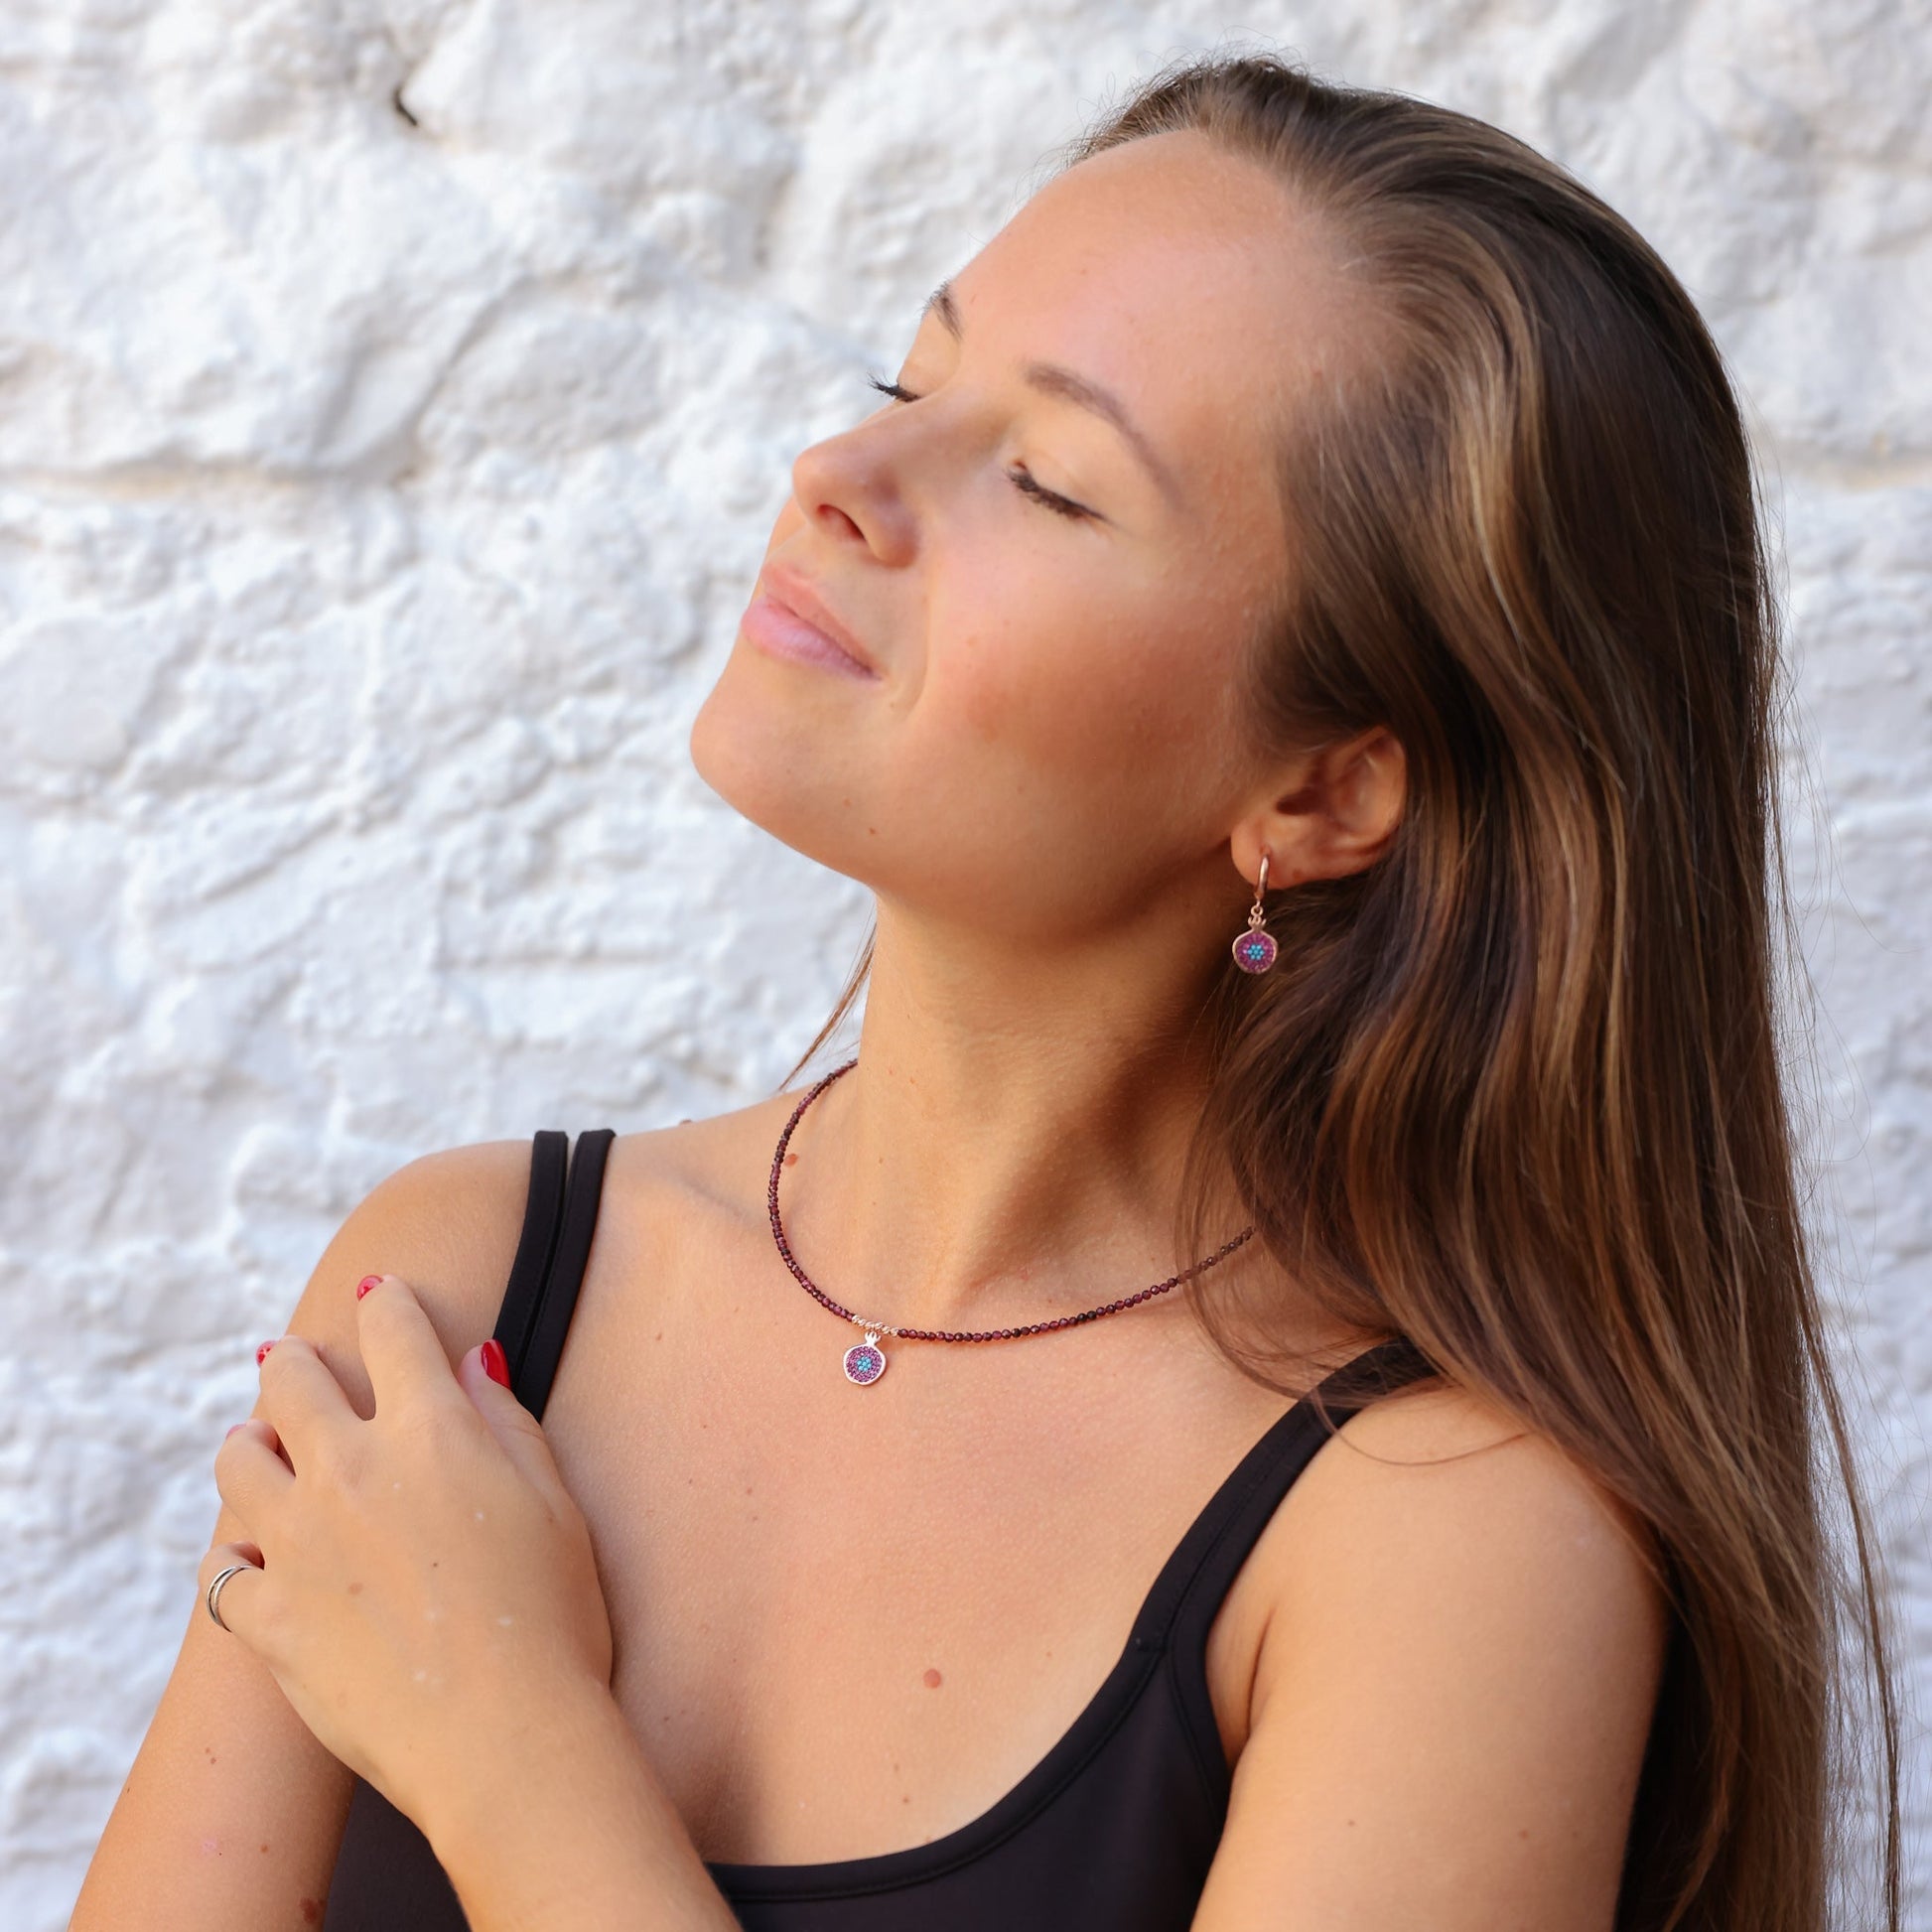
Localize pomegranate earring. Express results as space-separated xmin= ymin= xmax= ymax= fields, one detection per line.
xmin=1232 ymin=848 xmax=1279 ymax=974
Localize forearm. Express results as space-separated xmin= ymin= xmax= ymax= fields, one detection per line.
xmin=70 ymin=1593 xmax=359 ymax=1932
xmin=427 ymin=1686 xmax=740 ymax=1932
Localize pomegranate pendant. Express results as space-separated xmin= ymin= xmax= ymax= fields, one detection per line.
xmin=843 ymin=1329 xmax=887 ymax=1385
xmin=1232 ymin=924 xmax=1278 ymax=973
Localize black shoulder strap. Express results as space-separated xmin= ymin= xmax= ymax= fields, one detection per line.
xmin=1152 ymin=1334 xmax=1442 ymax=1651
xmin=1131 ymin=1333 xmax=1441 ymax=1809
xmin=509 ymin=1129 xmax=617 ymax=1422
xmin=492 ymin=1131 xmax=569 ymax=1398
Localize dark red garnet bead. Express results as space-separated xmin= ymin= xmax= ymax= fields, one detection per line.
xmin=766 ymin=1056 xmax=1259 ymax=1370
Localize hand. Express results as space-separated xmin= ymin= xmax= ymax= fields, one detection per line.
xmin=199 ymin=1275 xmax=617 ymax=1837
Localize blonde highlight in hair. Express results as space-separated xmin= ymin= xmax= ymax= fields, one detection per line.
xmin=783 ymin=50 xmax=1899 ymax=1932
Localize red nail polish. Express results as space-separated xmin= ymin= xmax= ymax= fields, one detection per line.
xmin=255 ymin=1339 xmax=275 ymax=1365
xmin=356 ymin=1274 xmax=383 ymax=1300
xmin=481 ymin=1337 xmax=510 ymax=1389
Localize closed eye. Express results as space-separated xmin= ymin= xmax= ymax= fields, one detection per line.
xmin=865 ymin=370 xmax=1095 ymax=522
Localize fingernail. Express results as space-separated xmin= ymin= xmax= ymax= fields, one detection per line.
xmin=255 ymin=1339 xmax=276 ymax=1365
xmin=356 ymin=1275 xmax=383 ymax=1300
xmin=225 ymin=1423 xmax=246 ymax=1439
xmin=481 ymin=1337 xmax=510 ymax=1389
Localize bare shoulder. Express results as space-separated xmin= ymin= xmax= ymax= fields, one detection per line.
xmin=273 ymin=1137 xmax=540 ymax=1415
xmin=601 ymin=1085 xmax=809 ymax=1243
xmin=1274 ymin=1374 xmax=1665 ymax=1620
xmin=298 ymin=1109 xmax=762 ymax=1394
xmin=328 ymin=1091 xmax=790 ymax=1351
xmin=1193 ymin=1375 xmax=1671 ymax=1931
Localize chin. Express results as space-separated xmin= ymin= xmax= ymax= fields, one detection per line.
xmin=687 ymin=645 xmax=883 ymax=887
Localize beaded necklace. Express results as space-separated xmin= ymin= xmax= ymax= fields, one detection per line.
xmin=766 ymin=1055 xmax=1259 ymax=1385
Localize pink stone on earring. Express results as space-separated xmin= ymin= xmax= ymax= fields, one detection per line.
xmin=1232 ymin=848 xmax=1278 ymax=974
xmin=1233 ymin=928 xmax=1278 ymax=972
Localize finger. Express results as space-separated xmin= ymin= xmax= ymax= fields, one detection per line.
xmin=197 ymin=1540 xmax=269 ymax=1648
xmin=226 ymin=1411 xmax=290 ymax=1465
xmin=212 ymin=1418 xmax=296 ymax=1541
xmin=456 ymin=1341 xmax=571 ymax=1507
xmin=255 ymin=1331 xmax=359 ymax=1473
xmin=354 ymin=1274 xmax=468 ymax=1423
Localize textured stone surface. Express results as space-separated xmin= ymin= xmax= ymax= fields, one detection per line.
xmin=3 ymin=3 xmax=1927 ymax=1924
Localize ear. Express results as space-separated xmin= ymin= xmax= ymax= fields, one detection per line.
xmin=1232 ymin=726 xmax=1405 ymax=893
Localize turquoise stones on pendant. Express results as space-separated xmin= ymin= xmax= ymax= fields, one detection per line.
xmin=1233 ymin=927 xmax=1278 ymax=973
xmin=844 ymin=1330 xmax=887 ymax=1385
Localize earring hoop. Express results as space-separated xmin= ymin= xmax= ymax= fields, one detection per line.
xmin=1232 ymin=848 xmax=1279 ymax=974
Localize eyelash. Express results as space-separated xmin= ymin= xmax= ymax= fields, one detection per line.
xmin=864 ymin=371 xmax=1092 ymax=521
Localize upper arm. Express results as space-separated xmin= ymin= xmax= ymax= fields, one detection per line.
xmin=1191 ymin=1383 xmax=1670 ymax=1932
xmin=70 ymin=1138 xmax=536 ymax=1932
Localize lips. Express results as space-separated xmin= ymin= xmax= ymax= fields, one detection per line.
xmin=757 ymin=564 xmax=879 ymax=677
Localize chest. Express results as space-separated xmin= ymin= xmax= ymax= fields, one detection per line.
xmin=531 ymin=1170 xmax=1297 ymax=1867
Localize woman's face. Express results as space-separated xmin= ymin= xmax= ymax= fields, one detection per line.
xmin=690 ymin=129 xmax=1364 ymax=945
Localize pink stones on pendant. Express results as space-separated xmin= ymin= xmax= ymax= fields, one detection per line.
xmin=844 ymin=1339 xmax=887 ymax=1385
xmin=1232 ymin=928 xmax=1278 ymax=973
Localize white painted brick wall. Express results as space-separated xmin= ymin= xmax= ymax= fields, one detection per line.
xmin=2 ymin=3 xmax=1925 ymax=1924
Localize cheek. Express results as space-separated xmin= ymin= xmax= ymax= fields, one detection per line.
xmin=945 ymin=619 xmax=1031 ymax=749
xmin=936 ymin=574 xmax=1227 ymax=794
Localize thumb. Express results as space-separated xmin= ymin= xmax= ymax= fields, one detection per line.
xmin=458 ymin=1339 xmax=565 ymax=1499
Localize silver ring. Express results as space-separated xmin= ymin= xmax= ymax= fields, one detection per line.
xmin=206 ymin=1561 xmax=257 ymax=1632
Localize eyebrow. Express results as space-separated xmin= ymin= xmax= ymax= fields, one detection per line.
xmin=922 ymin=280 xmax=1182 ymax=508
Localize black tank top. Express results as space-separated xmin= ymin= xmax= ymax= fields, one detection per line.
xmin=323 ymin=1130 xmax=1439 ymax=1929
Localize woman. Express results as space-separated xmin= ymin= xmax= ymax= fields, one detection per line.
xmin=72 ymin=51 xmax=1899 ymax=1932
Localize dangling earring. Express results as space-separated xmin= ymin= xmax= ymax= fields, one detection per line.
xmin=1231 ymin=847 xmax=1279 ymax=974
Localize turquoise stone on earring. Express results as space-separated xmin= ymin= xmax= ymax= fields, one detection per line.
xmin=1235 ymin=851 xmax=1277 ymax=974
xmin=1233 ymin=928 xmax=1278 ymax=973
xmin=844 ymin=1331 xmax=887 ymax=1384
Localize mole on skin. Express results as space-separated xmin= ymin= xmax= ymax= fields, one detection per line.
xmin=923 ymin=1667 xmax=942 ymax=1689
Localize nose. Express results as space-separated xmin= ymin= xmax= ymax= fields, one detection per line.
xmin=788 ymin=412 xmax=917 ymax=566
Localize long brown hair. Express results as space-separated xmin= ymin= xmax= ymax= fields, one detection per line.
xmin=779 ymin=51 xmax=1900 ymax=1932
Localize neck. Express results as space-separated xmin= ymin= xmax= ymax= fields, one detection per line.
xmin=769 ymin=890 xmax=1261 ymax=1336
